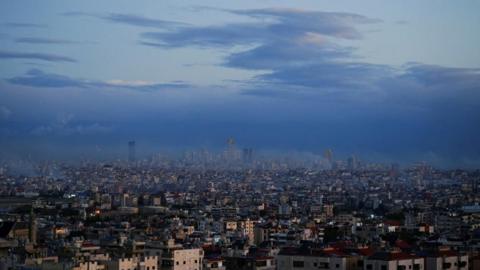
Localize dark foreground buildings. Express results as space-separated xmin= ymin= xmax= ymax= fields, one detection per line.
xmin=0 ymin=158 xmax=479 ymax=269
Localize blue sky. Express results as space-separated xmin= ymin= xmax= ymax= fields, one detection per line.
xmin=0 ymin=1 xmax=479 ymax=167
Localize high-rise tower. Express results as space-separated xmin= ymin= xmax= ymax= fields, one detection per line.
xmin=242 ymin=148 xmax=254 ymax=163
xmin=223 ymin=137 xmax=241 ymax=165
xmin=29 ymin=205 xmax=37 ymax=244
xmin=128 ymin=141 xmax=136 ymax=162
xmin=324 ymin=149 xmax=333 ymax=164
xmin=347 ymin=154 xmax=358 ymax=170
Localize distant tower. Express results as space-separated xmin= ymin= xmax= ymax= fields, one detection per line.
xmin=472 ymin=177 xmax=478 ymax=193
xmin=390 ymin=163 xmax=400 ymax=178
xmin=128 ymin=141 xmax=136 ymax=162
xmin=347 ymin=154 xmax=358 ymax=171
xmin=29 ymin=206 xmax=37 ymax=245
xmin=242 ymin=148 xmax=254 ymax=164
xmin=225 ymin=137 xmax=237 ymax=162
xmin=324 ymin=149 xmax=333 ymax=164
xmin=227 ymin=137 xmax=236 ymax=147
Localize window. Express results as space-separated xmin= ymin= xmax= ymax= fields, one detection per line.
xmin=176 ymin=261 xmax=179 ymax=265
xmin=318 ymin=262 xmax=330 ymax=269
xmin=358 ymin=260 xmax=364 ymax=267
xmin=443 ymin=263 xmax=452 ymax=269
xmin=183 ymin=261 xmax=186 ymax=264
xmin=293 ymin=261 xmax=305 ymax=268
xmin=413 ymin=264 xmax=421 ymax=270
xmin=314 ymin=262 xmax=318 ymax=267
xmin=336 ymin=264 xmax=340 ymax=268
xmin=459 ymin=262 xmax=467 ymax=268
xmin=256 ymin=260 xmax=267 ymax=267
xmin=195 ymin=260 xmax=198 ymax=263
xmin=397 ymin=266 xmax=406 ymax=270
xmin=382 ymin=265 xmax=387 ymax=270
xmin=162 ymin=260 xmax=173 ymax=267
xmin=366 ymin=264 xmax=373 ymax=270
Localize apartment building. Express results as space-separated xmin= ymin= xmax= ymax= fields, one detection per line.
xmin=365 ymin=250 xmax=424 ymax=270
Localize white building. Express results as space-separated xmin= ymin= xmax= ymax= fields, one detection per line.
xmin=423 ymin=247 xmax=468 ymax=270
xmin=365 ymin=250 xmax=424 ymax=270
xmin=73 ymin=261 xmax=104 ymax=270
xmin=203 ymin=257 xmax=226 ymax=270
xmin=144 ymin=239 xmax=204 ymax=270
xmin=105 ymin=256 xmax=158 ymax=270
xmin=276 ymin=247 xmax=358 ymax=270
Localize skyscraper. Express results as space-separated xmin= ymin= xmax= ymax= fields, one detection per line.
xmin=128 ymin=141 xmax=136 ymax=162
xmin=324 ymin=149 xmax=333 ymax=165
xmin=347 ymin=154 xmax=358 ymax=171
xmin=29 ymin=205 xmax=37 ymax=244
xmin=225 ymin=137 xmax=238 ymax=162
xmin=242 ymin=148 xmax=254 ymax=164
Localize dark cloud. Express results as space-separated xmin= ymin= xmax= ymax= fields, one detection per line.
xmin=378 ymin=64 xmax=480 ymax=113
xmin=60 ymin=11 xmax=92 ymax=17
xmin=141 ymin=8 xmax=380 ymax=48
xmin=7 ymin=69 xmax=85 ymax=88
xmin=103 ymin=13 xmax=186 ymax=29
xmin=140 ymin=7 xmax=387 ymax=93
xmin=401 ymin=64 xmax=480 ymax=91
xmin=256 ymin=62 xmax=391 ymax=90
xmin=139 ymin=7 xmax=478 ymax=107
xmin=229 ymin=8 xmax=381 ymax=39
xmin=61 ymin=11 xmax=184 ymax=29
xmin=6 ymin=69 xmax=190 ymax=91
xmin=0 ymin=50 xmax=76 ymax=63
xmin=224 ymin=41 xmax=353 ymax=70
xmin=14 ymin=37 xmax=83 ymax=45
xmin=142 ymin=23 xmax=268 ymax=48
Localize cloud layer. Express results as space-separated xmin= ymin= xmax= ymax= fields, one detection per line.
xmin=6 ymin=69 xmax=189 ymax=91
xmin=0 ymin=50 xmax=76 ymax=62
xmin=14 ymin=37 xmax=85 ymax=45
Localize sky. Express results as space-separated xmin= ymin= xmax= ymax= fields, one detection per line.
xmin=0 ymin=0 xmax=479 ymax=167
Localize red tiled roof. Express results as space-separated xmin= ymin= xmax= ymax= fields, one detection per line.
xmin=361 ymin=248 xmax=376 ymax=257
xmin=369 ymin=252 xmax=419 ymax=261
xmin=395 ymin=240 xmax=412 ymax=249
xmin=425 ymin=250 xmax=460 ymax=258
xmin=384 ymin=220 xmax=402 ymax=226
